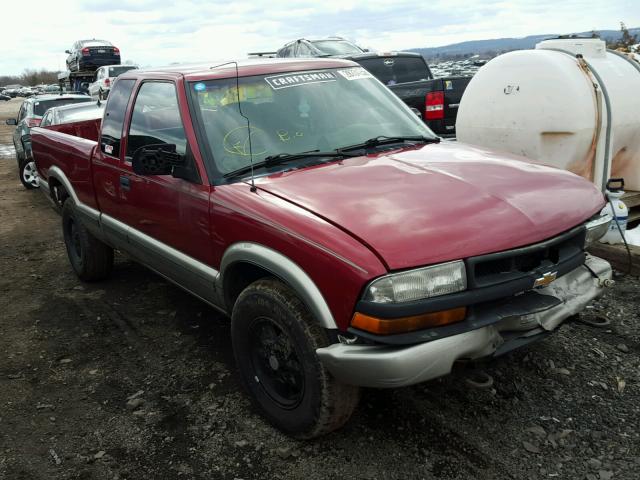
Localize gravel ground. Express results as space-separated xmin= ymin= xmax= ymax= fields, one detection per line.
xmin=0 ymin=97 xmax=639 ymax=480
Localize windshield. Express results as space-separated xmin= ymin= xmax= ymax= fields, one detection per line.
xmin=356 ymin=57 xmax=433 ymax=86
xmin=34 ymin=98 xmax=92 ymax=116
xmin=108 ymin=66 xmax=137 ymax=77
xmin=312 ymin=40 xmax=363 ymax=55
xmin=189 ymin=67 xmax=435 ymax=179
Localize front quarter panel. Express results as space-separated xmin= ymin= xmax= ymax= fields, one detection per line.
xmin=211 ymin=184 xmax=387 ymax=331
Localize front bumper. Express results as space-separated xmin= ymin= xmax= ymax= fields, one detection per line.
xmin=316 ymin=255 xmax=612 ymax=388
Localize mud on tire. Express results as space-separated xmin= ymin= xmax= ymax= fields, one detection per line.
xmin=231 ymin=278 xmax=360 ymax=439
xmin=61 ymin=200 xmax=114 ymax=281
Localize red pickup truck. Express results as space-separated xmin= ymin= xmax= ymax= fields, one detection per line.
xmin=31 ymin=58 xmax=613 ymax=439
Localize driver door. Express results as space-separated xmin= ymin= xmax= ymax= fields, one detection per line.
xmin=116 ymin=80 xmax=214 ymax=299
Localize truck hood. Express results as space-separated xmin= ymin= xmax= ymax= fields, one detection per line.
xmin=255 ymin=142 xmax=604 ymax=270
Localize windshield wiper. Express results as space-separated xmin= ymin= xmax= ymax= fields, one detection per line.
xmin=337 ymin=135 xmax=439 ymax=153
xmin=223 ymin=150 xmax=354 ymax=179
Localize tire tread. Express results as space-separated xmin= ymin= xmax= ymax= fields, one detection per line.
xmin=233 ymin=278 xmax=360 ymax=439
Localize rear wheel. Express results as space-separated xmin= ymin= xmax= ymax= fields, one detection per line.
xmin=231 ymin=278 xmax=360 ymax=439
xmin=18 ymin=158 xmax=39 ymax=189
xmin=62 ymin=200 xmax=114 ymax=281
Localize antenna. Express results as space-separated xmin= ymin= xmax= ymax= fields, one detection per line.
xmin=210 ymin=61 xmax=256 ymax=192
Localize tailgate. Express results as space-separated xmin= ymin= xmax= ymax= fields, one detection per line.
xmin=426 ymin=76 xmax=472 ymax=119
xmin=425 ymin=76 xmax=472 ymax=135
xmin=387 ymin=80 xmax=433 ymax=111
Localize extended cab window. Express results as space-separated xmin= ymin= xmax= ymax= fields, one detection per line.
xmin=126 ymin=82 xmax=187 ymax=159
xmin=101 ymin=79 xmax=135 ymax=157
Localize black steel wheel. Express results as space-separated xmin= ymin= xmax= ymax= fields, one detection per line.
xmin=61 ymin=200 xmax=114 ymax=281
xmin=231 ymin=278 xmax=360 ymax=439
xmin=248 ymin=316 xmax=305 ymax=409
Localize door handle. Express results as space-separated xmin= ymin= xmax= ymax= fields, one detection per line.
xmin=119 ymin=175 xmax=130 ymax=191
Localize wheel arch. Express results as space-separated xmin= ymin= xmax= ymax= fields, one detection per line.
xmin=219 ymin=242 xmax=338 ymax=330
xmin=47 ymin=166 xmax=77 ymax=204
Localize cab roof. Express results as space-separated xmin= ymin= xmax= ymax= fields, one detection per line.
xmin=120 ymin=58 xmax=358 ymax=82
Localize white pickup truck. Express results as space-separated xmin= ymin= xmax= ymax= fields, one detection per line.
xmin=88 ymin=64 xmax=138 ymax=100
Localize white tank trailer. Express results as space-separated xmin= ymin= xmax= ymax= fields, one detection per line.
xmin=456 ymin=38 xmax=640 ymax=192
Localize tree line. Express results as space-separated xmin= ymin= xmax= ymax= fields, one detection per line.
xmin=1 ymin=68 xmax=60 ymax=87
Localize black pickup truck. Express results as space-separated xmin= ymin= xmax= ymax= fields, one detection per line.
xmin=348 ymin=52 xmax=471 ymax=137
xmin=272 ymin=38 xmax=470 ymax=137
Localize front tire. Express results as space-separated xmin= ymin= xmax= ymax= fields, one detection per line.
xmin=231 ymin=278 xmax=360 ymax=439
xmin=18 ymin=157 xmax=40 ymax=189
xmin=62 ymin=200 xmax=114 ymax=281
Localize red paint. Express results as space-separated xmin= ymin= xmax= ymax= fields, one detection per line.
xmin=30 ymin=60 xmax=606 ymax=331
xmin=255 ymin=143 xmax=604 ymax=270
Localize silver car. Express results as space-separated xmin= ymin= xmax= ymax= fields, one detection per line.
xmin=40 ymin=101 xmax=105 ymax=127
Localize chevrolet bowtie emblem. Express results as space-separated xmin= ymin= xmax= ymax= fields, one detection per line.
xmin=534 ymin=271 xmax=557 ymax=288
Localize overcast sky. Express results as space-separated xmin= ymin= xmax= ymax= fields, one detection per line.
xmin=1 ymin=0 xmax=638 ymax=75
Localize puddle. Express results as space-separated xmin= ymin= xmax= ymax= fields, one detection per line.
xmin=0 ymin=144 xmax=15 ymax=159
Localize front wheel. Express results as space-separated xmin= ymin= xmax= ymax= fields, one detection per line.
xmin=231 ymin=278 xmax=360 ymax=439
xmin=18 ymin=158 xmax=40 ymax=189
xmin=62 ymin=200 xmax=114 ymax=281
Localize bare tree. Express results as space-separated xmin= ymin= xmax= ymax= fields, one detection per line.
xmin=608 ymin=22 xmax=638 ymax=51
xmin=0 ymin=69 xmax=60 ymax=87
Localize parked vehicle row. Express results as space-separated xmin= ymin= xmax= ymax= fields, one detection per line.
xmin=29 ymin=57 xmax=613 ymax=439
xmin=5 ymin=94 xmax=95 ymax=188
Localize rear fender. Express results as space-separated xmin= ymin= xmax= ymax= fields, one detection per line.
xmin=46 ymin=166 xmax=100 ymax=232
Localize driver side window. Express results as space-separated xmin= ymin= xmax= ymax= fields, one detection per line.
xmin=18 ymin=104 xmax=27 ymax=121
xmin=126 ymin=82 xmax=187 ymax=159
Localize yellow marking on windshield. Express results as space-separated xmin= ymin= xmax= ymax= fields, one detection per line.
xmin=223 ymin=126 xmax=268 ymax=156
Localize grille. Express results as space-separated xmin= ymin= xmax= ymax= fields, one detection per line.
xmin=467 ymin=227 xmax=586 ymax=288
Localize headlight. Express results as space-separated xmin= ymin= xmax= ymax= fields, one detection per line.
xmin=363 ymin=260 xmax=467 ymax=303
xmin=585 ymin=214 xmax=611 ymax=246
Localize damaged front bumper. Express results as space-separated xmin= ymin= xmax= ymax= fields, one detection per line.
xmin=316 ymin=255 xmax=612 ymax=388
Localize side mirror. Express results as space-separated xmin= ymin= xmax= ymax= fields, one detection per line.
xmin=65 ymin=50 xmax=71 ymax=54
xmin=5 ymin=118 xmax=17 ymax=125
xmin=131 ymin=144 xmax=184 ymax=176
xmin=410 ymin=107 xmax=423 ymax=119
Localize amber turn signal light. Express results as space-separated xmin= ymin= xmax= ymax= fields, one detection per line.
xmin=351 ymin=307 xmax=466 ymax=335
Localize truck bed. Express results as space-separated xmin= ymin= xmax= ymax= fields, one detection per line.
xmin=31 ymin=119 xmax=101 ymax=209
xmin=389 ymin=76 xmax=471 ymax=136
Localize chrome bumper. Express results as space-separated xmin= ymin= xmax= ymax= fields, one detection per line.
xmin=316 ymin=255 xmax=612 ymax=388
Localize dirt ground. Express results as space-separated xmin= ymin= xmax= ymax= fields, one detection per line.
xmin=0 ymin=97 xmax=639 ymax=480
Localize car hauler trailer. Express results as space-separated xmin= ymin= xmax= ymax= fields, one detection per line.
xmin=58 ymin=70 xmax=96 ymax=94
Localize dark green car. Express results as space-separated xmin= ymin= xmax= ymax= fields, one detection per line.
xmin=6 ymin=94 xmax=92 ymax=189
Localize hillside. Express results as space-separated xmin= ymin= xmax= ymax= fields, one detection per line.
xmin=410 ymin=28 xmax=640 ymax=60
